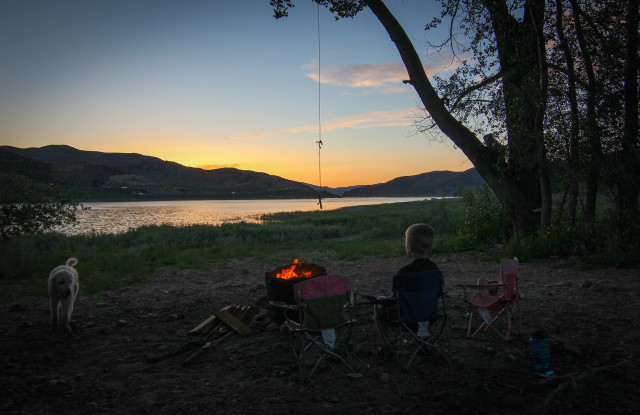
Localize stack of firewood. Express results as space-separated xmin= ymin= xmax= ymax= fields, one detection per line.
xmin=144 ymin=305 xmax=255 ymax=367
xmin=182 ymin=305 xmax=254 ymax=366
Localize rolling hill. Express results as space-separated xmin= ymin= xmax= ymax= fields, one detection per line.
xmin=341 ymin=169 xmax=483 ymax=197
xmin=1 ymin=145 xmax=483 ymax=201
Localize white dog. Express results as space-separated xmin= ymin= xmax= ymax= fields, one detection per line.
xmin=48 ymin=258 xmax=79 ymax=332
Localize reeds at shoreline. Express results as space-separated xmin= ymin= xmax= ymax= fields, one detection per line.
xmin=0 ymin=200 xmax=463 ymax=299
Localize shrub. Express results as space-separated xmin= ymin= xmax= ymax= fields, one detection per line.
xmin=456 ymin=185 xmax=511 ymax=248
xmin=0 ymin=175 xmax=87 ymax=239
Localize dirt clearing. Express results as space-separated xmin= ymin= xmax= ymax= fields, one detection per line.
xmin=1 ymin=252 xmax=638 ymax=414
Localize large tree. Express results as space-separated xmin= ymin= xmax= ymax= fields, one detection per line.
xmin=272 ymin=0 xmax=550 ymax=236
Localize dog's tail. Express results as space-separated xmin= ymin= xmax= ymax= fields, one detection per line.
xmin=66 ymin=258 xmax=78 ymax=267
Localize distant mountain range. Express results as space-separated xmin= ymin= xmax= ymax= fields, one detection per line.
xmin=341 ymin=169 xmax=483 ymax=197
xmin=0 ymin=145 xmax=483 ymax=201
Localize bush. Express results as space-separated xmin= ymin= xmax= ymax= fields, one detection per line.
xmin=0 ymin=175 xmax=87 ymax=239
xmin=498 ymin=206 xmax=640 ymax=267
xmin=456 ymin=185 xmax=511 ymax=248
xmin=587 ymin=209 xmax=640 ymax=267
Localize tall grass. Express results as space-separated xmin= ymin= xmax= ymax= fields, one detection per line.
xmin=0 ymin=199 xmax=464 ymax=298
xmin=3 ymin=193 xmax=634 ymax=300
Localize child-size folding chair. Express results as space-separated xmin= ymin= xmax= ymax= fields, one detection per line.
xmin=458 ymin=257 xmax=521 ymax=341
xmin=363 ymin=269 xmax=451 ymax=369
xmin=269 ymin=274 xmax=362 ymax=380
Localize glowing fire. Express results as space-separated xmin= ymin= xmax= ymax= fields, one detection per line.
xmin=275 ymin=259 xmax=313 ymax=280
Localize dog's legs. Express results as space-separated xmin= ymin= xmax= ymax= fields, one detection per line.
xmin=60 ymin=297 xmax=73 ymax=332
xmin=50 ymin=296 xmax=59 ymax=331
xmin=67 ymin=284 xmax=79 ymax=328
xmin=70 ymin=283 xmax=78 ymax=314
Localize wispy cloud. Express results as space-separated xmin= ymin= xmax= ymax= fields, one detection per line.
xmin=304 ymin=60 xmax=465 ymax=94
xmin=287 ymin=125 xmax=317 ymax=134
xmin=224 ymin=108 xmax=415 ymax=143
xmin=323 ymin=108 xmax=414 ymax=130
xmin=305 ymin=62 xmax=408 ymax=90
xmin=287 ymin=108 xmax=414 ymax=134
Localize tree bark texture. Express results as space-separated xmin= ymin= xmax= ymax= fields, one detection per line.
xmin=482 ymin=0 xmax=546 ymax=203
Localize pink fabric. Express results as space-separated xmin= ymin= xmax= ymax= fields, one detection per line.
xmin=468 ymin=293 xmax=499 ymax=308
xmin=294 ymin=275 xmax=350 ymax=301
xmin=500 ymin=258 xmax=519 ymax=300
xmin=500 ymin=258 xmax=519 ymax=282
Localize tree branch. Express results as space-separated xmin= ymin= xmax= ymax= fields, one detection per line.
xmin=447 ymin=71 xmax=502 ymax=112
xmin=364 ymin=0 xmax=485 ymax=160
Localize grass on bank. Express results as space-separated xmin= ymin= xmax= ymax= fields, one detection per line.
xmin=1 ymin=194 xmax=637 ymax=301
xmin=0 ymin=199 xmax=463 ymax=299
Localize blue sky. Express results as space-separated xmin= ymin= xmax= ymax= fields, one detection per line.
xmin=0 ymin=0 xmax=471 ymax=187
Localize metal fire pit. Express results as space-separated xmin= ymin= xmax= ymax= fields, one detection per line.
xmin=265 ymin=261 xmax=326 ymax=323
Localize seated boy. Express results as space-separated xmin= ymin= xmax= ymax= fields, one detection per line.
xmin=374 ymin=223 xmax=440 ymax=352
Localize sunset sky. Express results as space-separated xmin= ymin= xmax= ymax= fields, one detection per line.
xmin=0 ymin=0 xmax=471 ymax=187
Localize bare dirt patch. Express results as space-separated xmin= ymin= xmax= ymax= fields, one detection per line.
xmin=1 ymin=252 xmax=639 ymax=414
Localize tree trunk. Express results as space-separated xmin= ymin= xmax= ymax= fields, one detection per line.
xmin=570 ymin=0 xmax=601 ymax=224
xmin=365 ymin=0 xmax=539 ymax=235
xmin=483 ymin=0 xmax=544 ymax=211
xmin=529 ymin=0 xmax=552 ymax=227
xmin=555 ymin=0 xmax=581 ymax=226
xmin=618 ymin=0 xmax=640 ymax=214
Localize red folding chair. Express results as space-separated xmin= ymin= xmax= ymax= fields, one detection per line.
xmin=459 ymin=258 xmax=522 ymax=341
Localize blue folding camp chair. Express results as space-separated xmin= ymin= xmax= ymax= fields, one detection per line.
xmin=363 ymin=269 xmax=451 ymax=369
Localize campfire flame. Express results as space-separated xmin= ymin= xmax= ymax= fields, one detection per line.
xmin=275 ymin=259 xmax=313 ymax=280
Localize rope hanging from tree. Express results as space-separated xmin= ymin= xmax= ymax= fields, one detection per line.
xmin=316 ymin=2 xmax=323 ymax=210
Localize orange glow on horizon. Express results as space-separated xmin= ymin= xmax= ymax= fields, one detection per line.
xmin=8 ymin=137 xmax=470 ymax=188
xmin=177 ymin=157 xmax=471 ymax=188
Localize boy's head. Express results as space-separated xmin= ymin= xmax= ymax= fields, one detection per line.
xmin=405 ymin=223 xmax=435 ymax=258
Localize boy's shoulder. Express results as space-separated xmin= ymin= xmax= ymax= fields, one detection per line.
xmin=398 ymin=258 xmax=439 ymax=274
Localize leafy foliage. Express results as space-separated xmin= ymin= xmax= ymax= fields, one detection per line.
xmin=0 ymin=175 xmax=88 ymax=239
xmin=544 ymin=0 xmax=634 ymax=222
xmin=270 ymin=0 xmax=364 ymax=19
xmin=456 ymin=184 xmax=511 ymax=247
xmin=418 ymin=0 xmax=506 ymax=140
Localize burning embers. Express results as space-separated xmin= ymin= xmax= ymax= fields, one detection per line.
xmin=265 ymin=259 xmax=326 ymax=322
xmin=274 ymin=258 xmax=313 ymax=280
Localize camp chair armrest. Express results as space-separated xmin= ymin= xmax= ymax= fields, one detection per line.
xmin=342 ymin=302 xmax=356 ymax=310
xmin=457 ymin=283 xmax=506 ymax=290
xmin=360 ymin=294 xmax=398 ymax=306
xmin=268 ymin=300 xmax=300 ymax=311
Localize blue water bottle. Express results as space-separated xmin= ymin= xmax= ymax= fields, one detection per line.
xmin=530 ymin=330 xmax=554 ymax=375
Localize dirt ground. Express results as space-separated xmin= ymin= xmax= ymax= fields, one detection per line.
xmin=1 ymin=252 xmax=639 ymax=415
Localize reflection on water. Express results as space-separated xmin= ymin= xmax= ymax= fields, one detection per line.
xmin=57 ymin=197 xmax=434 ymax=235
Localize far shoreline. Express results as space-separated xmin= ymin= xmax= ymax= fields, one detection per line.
xmin=78 ymin=195 xmax=455 ymax=204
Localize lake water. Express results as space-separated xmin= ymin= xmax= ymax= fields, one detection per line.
xmin=57 ymin=197 xmax=434 ymax=235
